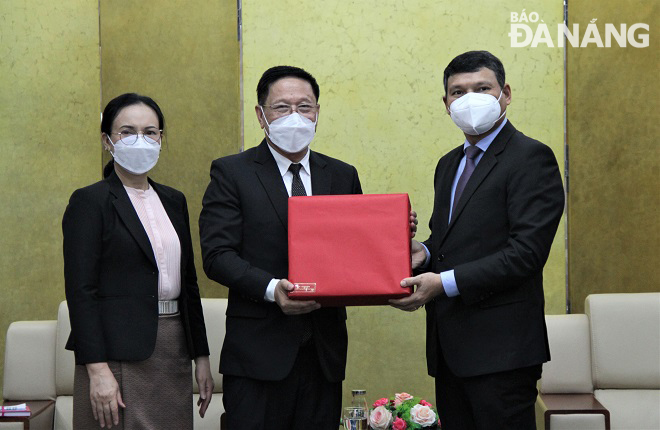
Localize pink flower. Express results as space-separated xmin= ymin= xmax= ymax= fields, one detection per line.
xmin=394 ymin=392 xmax=414 ymax=406
xmin=372 ymin=398 xmax=389 ymax=408
xmin=392 ymin=417 xmax=408 ymax=430
xmin=410 ymin=404 xmax=437 ymax=427
xmin=420 ymin=399 xmax=433 ymax=408
xmin=369 ymin=406 xmax=393 ymax=430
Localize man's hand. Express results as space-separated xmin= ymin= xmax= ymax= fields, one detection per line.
xmin=409 ymin=210 xmax=419 ymax=238
xmin=274 ymin=279 xmax=321 ymax=315
xmin=411 ymin=239 xmax=427 ymax=270
xmin=86 ymin=362 xmax=125 ymax=428
xmin=390 ymin=272 xmax=444 ymax=312
xmin=194 ymin=356 xmax=214 ymax=418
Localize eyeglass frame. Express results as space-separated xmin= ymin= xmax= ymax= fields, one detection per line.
xmin=107 ymin=130 xmax=163 ymax=145
xmin=261 ymin=103 xmax=319 ymax=117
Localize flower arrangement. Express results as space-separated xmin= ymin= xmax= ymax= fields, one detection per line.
xmin=369 ymin=392 xmax=441 ymax=429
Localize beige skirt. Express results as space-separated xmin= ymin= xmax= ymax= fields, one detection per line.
xmin=73 ymin=314 xmax=193 ymax=430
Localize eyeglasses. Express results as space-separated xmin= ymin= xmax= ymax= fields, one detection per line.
xmin=262 ymin=103 xmax=318 ymax=116
xmin=110 ymin=130 xmax=162 ymax=145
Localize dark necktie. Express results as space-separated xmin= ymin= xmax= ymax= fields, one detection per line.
xmin=288 ymin=163 xmax=312 ymax=343
xmin=451 ymin=145 xmax=482 ymax=220
xmin=289 ymin=163 xmax=307 ymax=197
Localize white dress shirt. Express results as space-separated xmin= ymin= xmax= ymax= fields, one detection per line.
xmin=264 ymin=144 xmax=312 ymax=301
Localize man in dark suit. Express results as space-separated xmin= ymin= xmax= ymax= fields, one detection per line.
xmin=199 ymin=66 xmax=362 ymax=430
xmin=391 ymin=51 xmax=565 ymax=429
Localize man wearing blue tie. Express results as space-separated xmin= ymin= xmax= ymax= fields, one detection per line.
xmin=391 ymin=51 xmax=565 ymax=429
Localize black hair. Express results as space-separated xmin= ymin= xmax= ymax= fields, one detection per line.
xmin=443 ymin=51 xmax=506 ymax=94
xmin=256 ymin=66 xmax=320 ymax=106
xmin=101 ymin=93 xmax=165 ymax=178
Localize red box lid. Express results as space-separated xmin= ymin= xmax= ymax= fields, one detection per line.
xmin=288 ymin=194 xmax=412 ymax=306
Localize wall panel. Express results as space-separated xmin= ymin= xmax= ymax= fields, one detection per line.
xmin=0 ymin=0 xmax=100 ymax=391
xmin=567 ymin=1 xmax=658 ymax=313
xmin=0 ymin=0 xmax=240 ymax=393
xmin=243 ymin=0 xmax=565 ymax=407
xmin=100 ymin=0 xmax=241 ymax=297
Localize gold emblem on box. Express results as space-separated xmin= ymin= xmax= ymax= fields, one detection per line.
xmin=293 ymin=283 xmax=316 ymax=293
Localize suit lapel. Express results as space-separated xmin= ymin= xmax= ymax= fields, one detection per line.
xmin=448 ymin=152 xmax=498 ymax=226
xmin=108 ymin=173 xmax=157 ymax=267
xmin=254 ymin=140 xmax=289 ymax=229
xmin=436 ymin=147 xmax=463 ymax=239
xmin=310 ymin=151 xmax=330 ymax=195
xmin=441 ymin=121 xmax=516 ymax=242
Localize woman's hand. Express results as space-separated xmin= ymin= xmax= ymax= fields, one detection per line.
xmin=194 ymin=356 xmax=214 ymax=418
xmin=86 ymin=362 xmax=125 ymax=428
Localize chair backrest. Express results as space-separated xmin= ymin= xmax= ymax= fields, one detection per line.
xmin=540 ymin=313 xmax=594 ymax=394
xmin=55 ymin=301 xmax=75 ymax=396
xmin=586 ymin=293 xmax=660 ymax=389
xmin=53 ymin=299 xmax=226 ymax=396
xmin=193 ymin=298 xmax=227 ymax=394
xmin=3 ymin=320 xmax=57 ymax=401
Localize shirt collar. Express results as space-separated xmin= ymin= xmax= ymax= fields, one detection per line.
xmin=266 ymin=143 xmax=311 ymax=177
xmin=124 ymin=183 xmax=154 ymax=196
xmin=463 ymin=118 xmax=508 ymax=153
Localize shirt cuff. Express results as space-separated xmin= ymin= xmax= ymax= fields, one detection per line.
xmin=420 ymin=243 xmax=431 ymax=269
xmin=440 ymin=270 xmax=459 ymax=297
xmin=265 ymin=278 xmax=279 ymax=302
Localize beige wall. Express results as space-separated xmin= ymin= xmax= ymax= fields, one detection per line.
xmin=567 ymin=1 xmax=659 ymax=313
xmin=242 ymin=0 xmax=565 ymax=406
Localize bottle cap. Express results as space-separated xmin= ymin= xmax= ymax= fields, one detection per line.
xmin=352 ymin=389 xmax=367 ymax=395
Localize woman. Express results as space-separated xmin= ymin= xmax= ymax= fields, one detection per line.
xmin=63 ymin=93 xmax=213 ymax=429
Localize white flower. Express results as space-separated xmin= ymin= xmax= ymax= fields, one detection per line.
xmin=369 ymin=405 xmax=393 ymax=429
xmin=394 ymin=392 xmax=414 ymax=406
xmin=410 ymin=404 xmax=437 ymax=427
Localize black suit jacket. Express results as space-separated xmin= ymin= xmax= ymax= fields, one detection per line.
xmin=424 ymin=121 xmax=565 ymax=378
xmin=62 ymin=171 xmax=209 ymax=365
xmin=199 ymin=140 xmax=362 ymax=382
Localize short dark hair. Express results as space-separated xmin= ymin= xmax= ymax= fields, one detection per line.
xmin=443 ymin=51 xmax=506 ymax=94
xmin=101 ymin=93 xmax=165 ymax=135
xmin=101 ymin=93 xmax=165 ymax=178
xmin=256 ymin=66 xmax=320 ymax=105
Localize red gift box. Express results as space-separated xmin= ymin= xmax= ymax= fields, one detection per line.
xmin=288 ymin=194 xmax=412 ymax=306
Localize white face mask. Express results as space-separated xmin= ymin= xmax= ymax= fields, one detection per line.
xmin=448 ymin=90 xmax=506 ymax=135
xmin=260 ymin=106 xmax=317 ymax=154
xmin=107 ymin=134 xmax=160 ymax=175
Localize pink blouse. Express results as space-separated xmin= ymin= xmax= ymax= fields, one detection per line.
xmin=124 ymin=185 xmax=181 ymax=300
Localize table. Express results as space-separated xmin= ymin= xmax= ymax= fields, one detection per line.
xmin=0 ymin=401 xmax=54 ymax=430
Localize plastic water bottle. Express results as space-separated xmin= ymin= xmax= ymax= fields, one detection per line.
xmin=351 ymin=389 xmax=368 ymax=424
xmin=352 ymin=389 xmax=368 ymax=410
